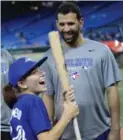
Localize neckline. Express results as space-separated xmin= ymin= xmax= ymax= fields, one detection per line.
xmin=62 ymin=38 xmax=87 ymax=50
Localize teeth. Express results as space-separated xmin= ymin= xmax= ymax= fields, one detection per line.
xmin=39 ymin=80 xmax=44 ymax=83
xmin=39 ymin=77 xmax=44 ymax=81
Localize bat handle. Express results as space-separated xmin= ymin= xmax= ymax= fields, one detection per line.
xmin=73 ymin=117 xmax=82 ymax=140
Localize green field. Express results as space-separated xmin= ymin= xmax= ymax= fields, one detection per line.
xmin=13 ymin=52 xmax=123 ymax=127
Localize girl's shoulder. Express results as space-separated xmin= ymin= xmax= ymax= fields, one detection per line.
xmin=17 ymin=94 xmax=43 ymax=106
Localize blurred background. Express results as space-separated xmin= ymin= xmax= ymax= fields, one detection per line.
xmin=1 ymin=1 xmax=123 ymax=127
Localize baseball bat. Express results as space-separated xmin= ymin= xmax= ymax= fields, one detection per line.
xmin=48 ymin=31 xmax=82 ymax=140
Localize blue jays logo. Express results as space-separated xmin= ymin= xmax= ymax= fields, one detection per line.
xmin=71 ymin=72 xmax=80 ymax=80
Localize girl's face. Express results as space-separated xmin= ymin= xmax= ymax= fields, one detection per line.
xmin=19 ymin=68 xmax=47 ymax=94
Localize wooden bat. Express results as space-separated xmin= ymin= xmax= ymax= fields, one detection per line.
xmin=48 ymin=31 xmax=82 ymax=140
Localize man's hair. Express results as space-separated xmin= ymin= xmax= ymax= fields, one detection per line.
xmin=56 ymin=2 xmax=82 ymax=20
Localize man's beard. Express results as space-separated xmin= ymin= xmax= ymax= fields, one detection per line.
xmin=61 ymin=29 xmax=80 ymax=45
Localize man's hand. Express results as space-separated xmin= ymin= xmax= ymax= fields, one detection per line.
xmin=107 ymin=129 xmax=120 ymax=140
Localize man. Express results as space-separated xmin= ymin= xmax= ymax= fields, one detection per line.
xmin=41 ymin=2 xmax=122 ymax=140
xmin=1 ymin=49 xmax=13 ymax=140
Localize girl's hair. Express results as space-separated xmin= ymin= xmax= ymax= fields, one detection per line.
xmin=3 ymin=84 xmax=18 ymax=109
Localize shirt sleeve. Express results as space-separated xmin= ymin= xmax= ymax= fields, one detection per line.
xmin=40 ymin=52 xmax=55 ymax=95
xmin=102 ymin=46 xmax=122 ymax=88
xmin=1 ymin=49 xmax=13 ymax=64
xmin=1 ymin=49 xmax=14 ymax=87
xmin=28 ymin=96 xmax=52 ymax=135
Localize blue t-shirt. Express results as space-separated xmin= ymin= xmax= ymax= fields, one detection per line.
xmin=10 ymin=94 xmax=51 ymax=140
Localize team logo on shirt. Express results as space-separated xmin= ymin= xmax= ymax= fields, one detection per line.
xmin=70 ymin=72 xmax=80 ymax=80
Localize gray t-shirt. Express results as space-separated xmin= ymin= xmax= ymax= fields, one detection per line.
xmin=1 ymin=49 xmax=13 ymax=132
xmin=41 ymin=39 xmax=122 ymax=140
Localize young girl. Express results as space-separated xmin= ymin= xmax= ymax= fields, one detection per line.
xmin=3 ymin=56 xmax=79 ymax=140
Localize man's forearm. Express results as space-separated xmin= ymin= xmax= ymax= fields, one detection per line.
xmin=42 ymin=93 xmax=54 ymax=122
xmin=107 ymin=84 xmax=120 ymax=129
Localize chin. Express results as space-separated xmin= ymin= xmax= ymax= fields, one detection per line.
xmin=35 ymin=88 xmax=47 ymax=95
xmin=64 ymin=38 xmax=75 ymax=44
xmin=64 ymin=38 xmax=72 ymax=42
xmin=41 ymin=87 xmax=47 ymax=92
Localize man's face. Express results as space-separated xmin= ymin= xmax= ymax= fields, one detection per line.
xmin=57 ymin=13 xmax=83 ymax=45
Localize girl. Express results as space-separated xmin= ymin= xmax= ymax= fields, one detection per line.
xmin=3 ymin=56 xmax=79 ymax=140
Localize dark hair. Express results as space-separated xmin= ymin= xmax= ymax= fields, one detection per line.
xmin=3 ymin=84 xmax=18 ymax=109
xmin=56 ymin=2 xmax=82 ymax=20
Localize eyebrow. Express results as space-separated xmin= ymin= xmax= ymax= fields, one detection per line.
xmin=59 ymin=21 xmax=75 ymax=24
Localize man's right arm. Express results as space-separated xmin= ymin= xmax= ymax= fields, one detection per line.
xmin=42 ymin=93 xmax=55 ymax=123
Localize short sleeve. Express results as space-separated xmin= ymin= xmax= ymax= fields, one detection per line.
xmin=28 ymin=96 xmax=52 ymax=135
xmin=1 ymin=49 xmax=14 ymax=87
xmin=102 ymin=46 xmax=122 ymax=88
xmin=1 ymin=49 xmax=13 ymax=65
xmin=40 ymin=53 xmax=55 ymax=95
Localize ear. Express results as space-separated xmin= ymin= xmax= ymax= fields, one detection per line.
xmin=56 ymin=20 xmax=60 ymax=30
xmin=17 ymin=81 xmax=27 ymax=90
xmin=79 ymin=18 xmax=84 ymax=28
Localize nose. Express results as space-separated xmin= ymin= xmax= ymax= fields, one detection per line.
xmin=40 ymin=71 xmax=45 ymax=77
xmin=63 ymin=24 xmax=70 ymax=32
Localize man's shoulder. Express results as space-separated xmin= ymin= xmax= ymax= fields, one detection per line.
xmin=43 ymin=49 xmax=55 ymax=64
xmin=85 ymin=39 xmax=106 ymax=47
xmin=85 ymin=38 xmax=109 ymax=52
